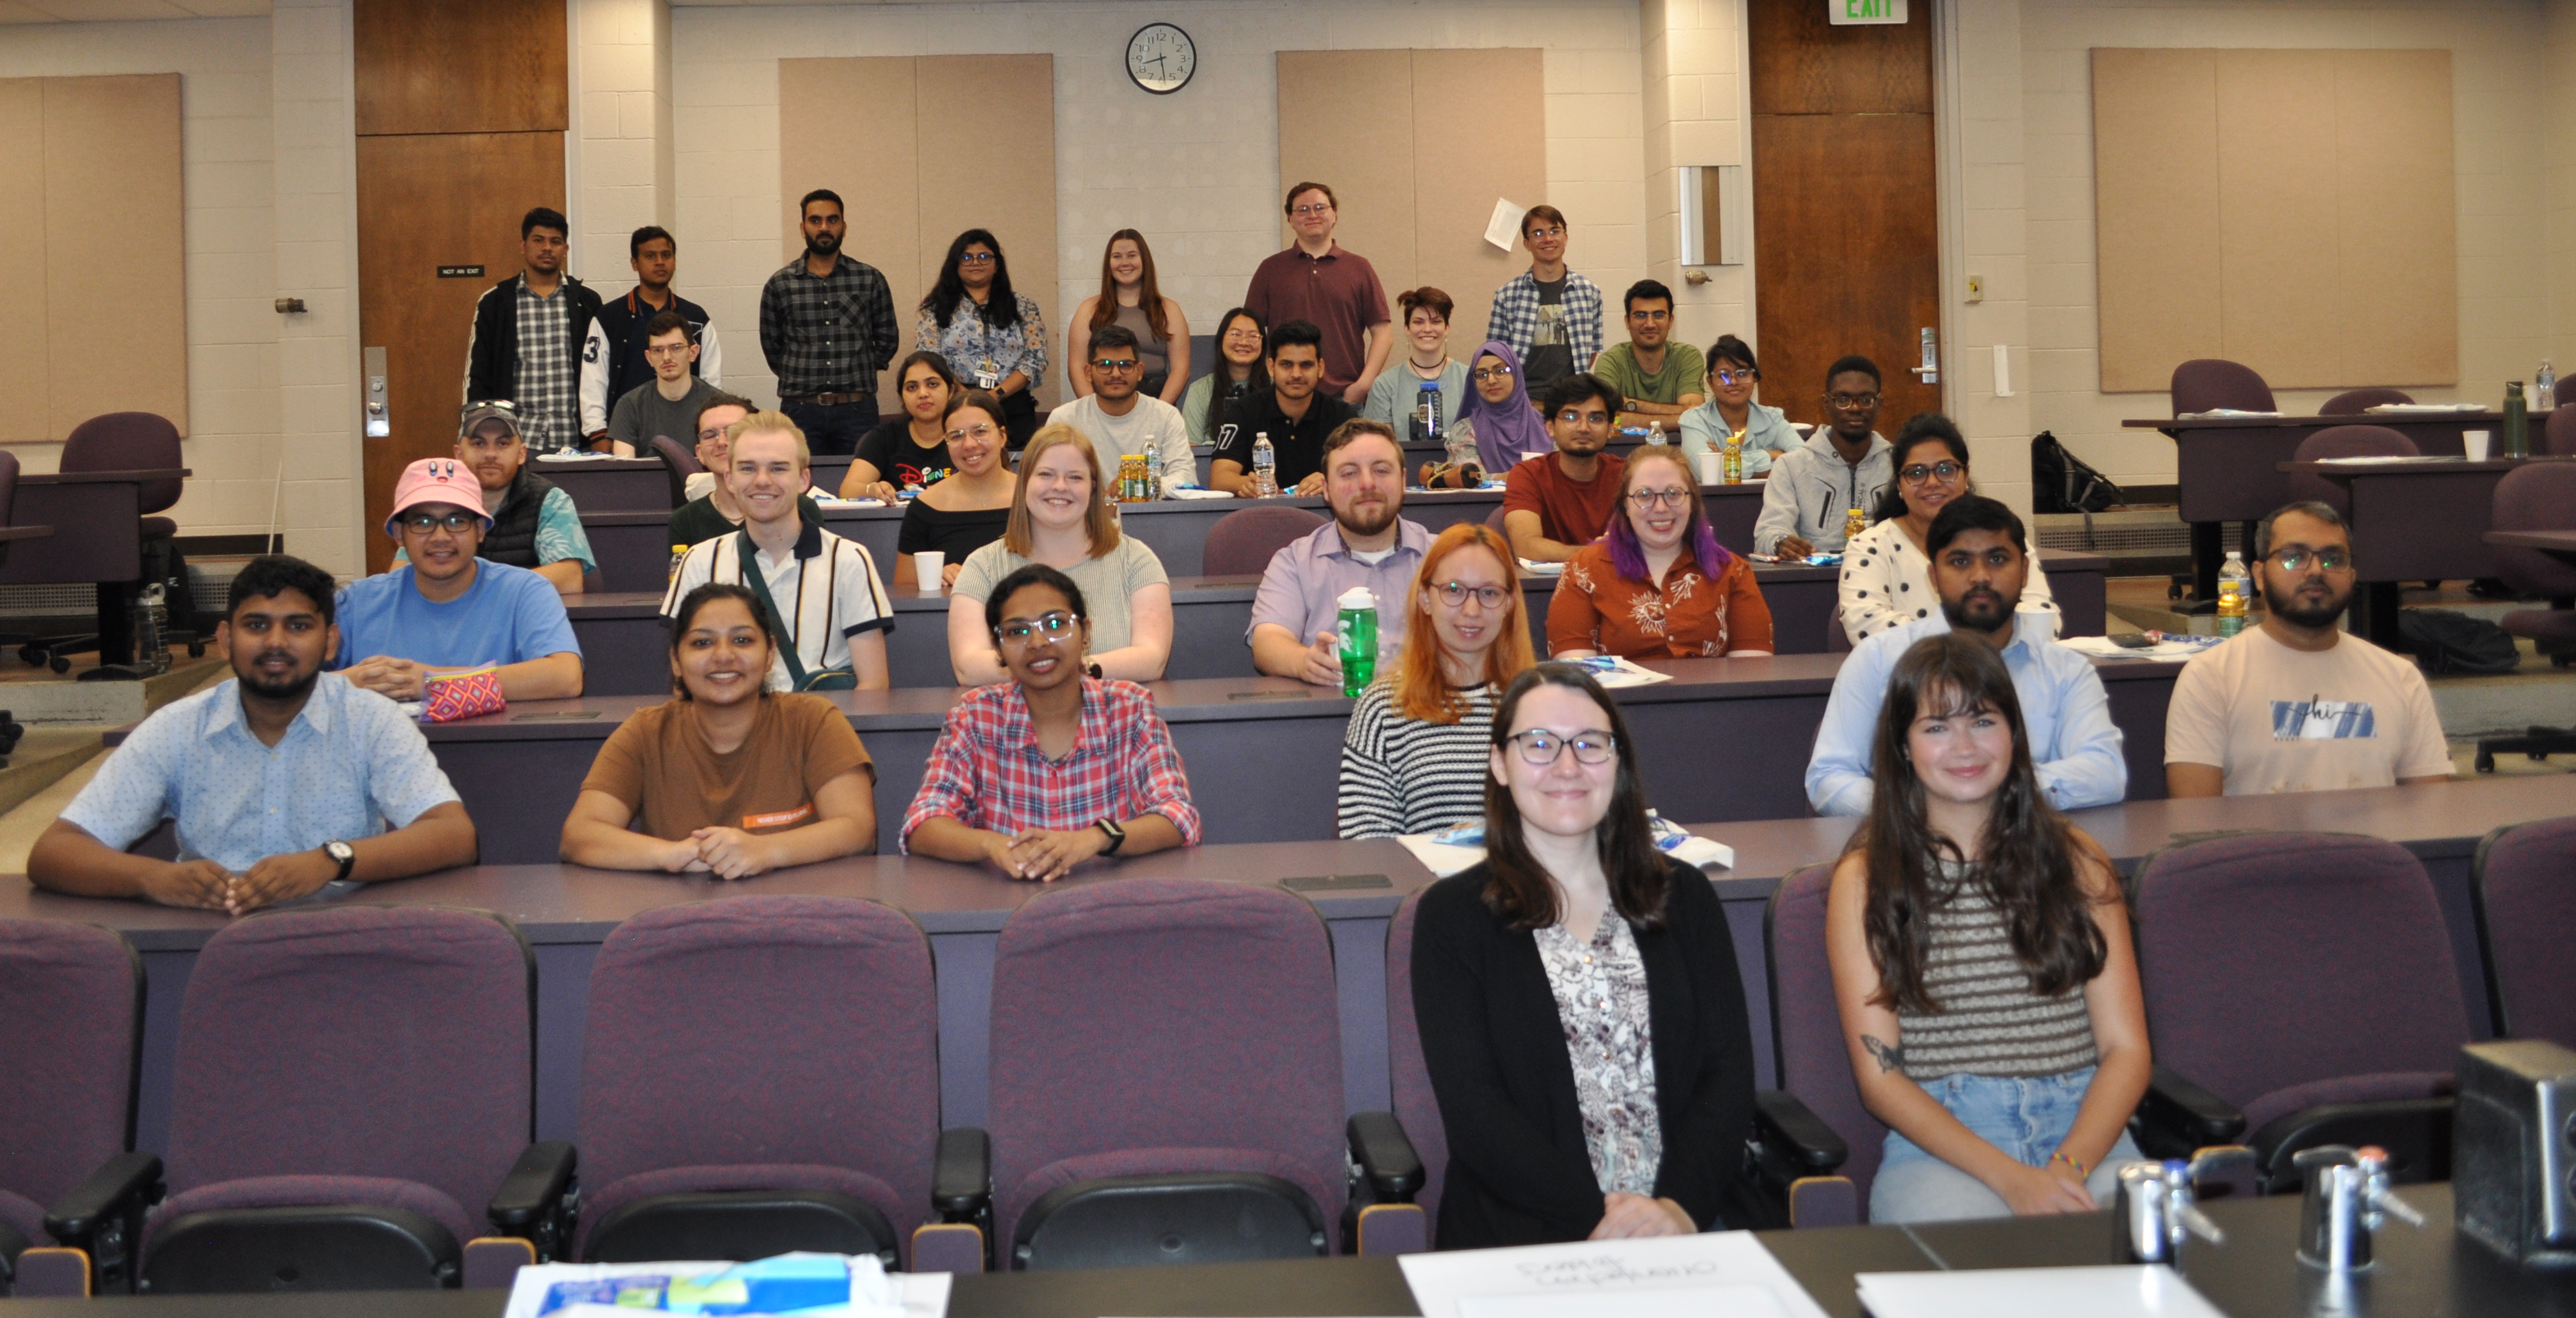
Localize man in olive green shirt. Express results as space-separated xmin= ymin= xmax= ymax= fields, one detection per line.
xmin=1589 ymin=278 xmax=1705 ymax=429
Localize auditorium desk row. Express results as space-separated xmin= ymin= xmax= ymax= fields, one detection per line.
xmin=11 ymin=774 xmax=2559 ymax=1176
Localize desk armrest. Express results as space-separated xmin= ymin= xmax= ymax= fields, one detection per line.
xmin=486 ymin=1140 xmax=578 ymax=1261
xmin=1751 ymin=1090 xmax=1849 ymax=1175
xmin=2133 ymin=1065 xmax=2247 ymax=1159
xmin=43 ymin=1151 xmax=162 ymax=1246
xmin=932 ymin=1127 xmax=990 ymax=1219
xmin=1345 ymin=1111 xmax=1425 ymax=1200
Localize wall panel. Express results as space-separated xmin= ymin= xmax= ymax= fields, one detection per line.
xmin=0 ymin=80 xmax=50 ymax=443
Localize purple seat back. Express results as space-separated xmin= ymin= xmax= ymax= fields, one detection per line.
xmin=650 ymin=435 xmax=703 ymax=510
xmin=2489 ymin=464 xmax=2576 ymax=600
xmin=2319 ymin=389 xmax=2412 ymax=416
xmin=576 ymin=897 xmax=939 ymax=1251
xmin=2471 ymin=817 xmax=2576 ymax=1047
xmin=1484 ymin=503 xmax=1508 ymax=531
xmin=987 ymin=878 xmax=1343 ymax=1247
xmin=61 ymin=412 xmax=185 ymax=515
xmin=1384 ymin=891 xmax=1446 ymax=1237
xmin=2547 ymin=407 xmax=2576 ymax=458
xmin=1204 ymin=506 xmax=1326 ymax=577
xmin=0 ymin=920 xmax=139 ymax=1210
xmin=2560 ymin=377 xmax=2576 ymax=409
xmin=1767 ymin=865 xmax=1889 ymax=1209
xmin=1825 ymin=612 xmax=1852 ymax=654
xmin=2288 ymin=425 xmax=2417 ymax=517
xmin=164 ymin=906 xmax=535 ymax=1218
xmin=2170 ymin=359 xmax=2275 ymax=417
xmin=2131 ymin=833 xmax=2468 ymax=1113
xmin=0 ymin=450 xmax=20 ymax=576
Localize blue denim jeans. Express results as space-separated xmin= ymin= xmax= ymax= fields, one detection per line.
xmin=1869 ymin=1067 xmax=2147 ymax=1223
xmin=781 ymin=398 xmax=877 ymax=457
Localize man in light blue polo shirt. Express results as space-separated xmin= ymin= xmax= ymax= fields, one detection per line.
xmin=1249 ymin=420 xmax=1432 ymax=686
xmin=30 ymin=556 xmax=477 ymax=914
xmin=1807 ymin=496 xmax=2126 ymax=816
xmin=334 ymin=457 xmax=585 ymax=701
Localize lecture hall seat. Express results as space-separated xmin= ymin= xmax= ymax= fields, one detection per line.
xmin=0 ymin=919 xmax=149 ymax=1298
xmin=2469 ymin=816 xmax=2576 ymax=1048
xmin=2286 ymin=425 xmax=2417 ymax=519
xmin=2318 ymin=388 xmax=2414 ymax=415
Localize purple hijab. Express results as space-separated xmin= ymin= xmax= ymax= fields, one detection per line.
xmin=1455 ymin=340 xmax=1553 ymax=474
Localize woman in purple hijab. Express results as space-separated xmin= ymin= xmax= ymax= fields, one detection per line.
xmin=1453 ymin=340 xmax=1556 ymax=476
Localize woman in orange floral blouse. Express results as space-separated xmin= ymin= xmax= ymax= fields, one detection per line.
xmin=1547 ymin=447 xmax=1774 ymax=660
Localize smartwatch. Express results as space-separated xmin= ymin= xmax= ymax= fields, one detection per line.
xmin=1095 ymin=818 xmax=1127 ymax=856
xmin=324 ymin=840 xmax=356 ymax=882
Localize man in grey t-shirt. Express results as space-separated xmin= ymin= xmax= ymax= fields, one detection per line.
xmin=607 ymin=311 xmax=721 ymax=455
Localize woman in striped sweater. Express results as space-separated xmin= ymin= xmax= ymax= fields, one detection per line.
xmin=1823 ymin=632 xmax=2151 ymax=1223
xmin=1336 ymin=524 xmax=1537 ymax=838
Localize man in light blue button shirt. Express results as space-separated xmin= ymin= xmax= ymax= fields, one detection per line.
xmin=31 ymin=556 xmax=478 ymax=914
xmin=1806 ymin=496 xmax=2125 ymax=817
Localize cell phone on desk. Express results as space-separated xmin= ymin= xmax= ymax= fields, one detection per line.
xmin=2109 ymin=633 xmax=2158 ymax=649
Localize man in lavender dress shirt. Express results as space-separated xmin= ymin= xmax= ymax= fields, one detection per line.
xmin=1248 ymin=420 xmax=1433 ymax=686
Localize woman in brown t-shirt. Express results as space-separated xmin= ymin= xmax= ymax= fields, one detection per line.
xmin=1548 ymin=446 xmax=1774 ymax=661
xmin=561 ymin=583 xmax=877 ymax=878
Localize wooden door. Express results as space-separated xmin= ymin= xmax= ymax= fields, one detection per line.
xmin=1748 ymin=0 xmax=1941 ymax=432
xmin=355 ymin=132 xmax=564 ymax=572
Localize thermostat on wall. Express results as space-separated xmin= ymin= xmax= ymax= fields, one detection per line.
xmin=1127 ymin=22 xmax=1195 ymax=95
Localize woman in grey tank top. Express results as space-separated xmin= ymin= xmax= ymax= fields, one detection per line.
xmin=1823 ymin=634 xmax=2151 ymax=1223
xmin=1070 ymin=230 xmax=1190 ymax=405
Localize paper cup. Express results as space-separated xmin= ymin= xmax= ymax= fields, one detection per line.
xmin=1696 ymin=451 xmax=1722 ymax=485
xmin=2463 ymin=430 xmax=2492 ymax=461
xmin=913 ymin=551 xmax=944 ymax=594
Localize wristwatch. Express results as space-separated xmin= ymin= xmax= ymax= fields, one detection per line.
xmin=1095 ymin=818 xmax=1127 ymax=856
xmin=324 ymin=840 xmax=356 ymax=882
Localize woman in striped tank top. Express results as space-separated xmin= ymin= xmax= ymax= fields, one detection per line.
xmin=1825 ymin=634 xmax=2152 ymax=1223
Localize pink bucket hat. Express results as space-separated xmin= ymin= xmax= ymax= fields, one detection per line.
xmin=384 ymin=458 xmax=492 ymax=537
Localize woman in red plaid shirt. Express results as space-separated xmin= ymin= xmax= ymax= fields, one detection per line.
xmin=902 ymin=563 xmax=1200 ymax=880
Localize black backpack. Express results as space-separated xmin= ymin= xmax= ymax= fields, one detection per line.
xmin=2031 ymin=430 xmax=2124 ymax=514
xmin=2397 ymin=608 xmax=2521 ymax=675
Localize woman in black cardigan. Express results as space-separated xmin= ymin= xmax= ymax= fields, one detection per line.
xmin=1412 ymin=663 xmax=1770 ymax=1247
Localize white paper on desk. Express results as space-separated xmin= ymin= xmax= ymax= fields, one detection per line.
xmin=2364 ymin=402 xmax=2485 ymax=414
xmin=1854 ymin=1264 xmax=2222 ymax=1318
xmin=1484 ymin=198 xmax=1529 ymax=251
xmin=1517 ymin=558 xmax=1566 ymax=576
xmin=535 ymin=450 xmax=619 ymax=462
xmin=2176 ymin=409 xmax=2280 ymax=419
xmin=1167 ymin=486 xmax=1237 ymax=500
xmin=2059 ymin=636 xmax=2203 ymax=660
xmin=1559 ymin=654 xmax=1672 ymax=688
xmin=501 ymin=1255 xmax=949 ymax=1318
xmin=1401 ymin=1232 xmax=1827 ymax=1318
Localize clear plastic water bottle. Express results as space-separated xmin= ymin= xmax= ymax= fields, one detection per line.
xmin=131 ymin=583 xmax=169 ymax=676
xmin=1648 ymin=420 xmax=1667 ymax=445
xmin=1252 ymin=432 xmax=1279 ymax=498
xmin=1417 ymin=380 xmax=1442 ymax=446
xmin=2537 ymin=360 xmax=2557 ymax=412
xmin=2216 ymin=551 xmax=2249 ymax=638
xmin=1336 ymin=586 xmax=1378 ymax=698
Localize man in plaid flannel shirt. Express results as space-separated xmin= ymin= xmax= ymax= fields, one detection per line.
xmin=464 ymin=207 xmax=604 ymax=455
xmin=1485 ymin=204 xmax=1604 ymax=399
xmin=758 ymin=189 xmax=900 ymax=458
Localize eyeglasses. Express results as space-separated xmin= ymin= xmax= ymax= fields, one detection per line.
xmin=1828 ymin=393 xmax=1881 ymax=411
xmin=945 ymin=422 xmax=998 ymax=444
xmin=995 ymin=611 xmax=1079 ymax=645
xmin=2270 ymin=547 xmax=2354 ymax=574
xmin=1900 ymin=460 xmax=1965 ymax=485
xmin=1471 ymin=365 xmax=1515 ymax=382
xmin=1092 ymin=357 xmax=1139 ymax=372
xmin=1626 ymin=488 xmax=1689 ymax=509
xmin=400 ymin=512 xmax=479 ymax=534
xmin=1712 ymin=369 xmax=1757 ymax=386
xmin=1506 ymin=728 xmax=1618 ymax=766
xmin=696 ymin=427 xmax=728 ymax=444
xmin=644 ymin=343 xmax=692 ymax=358
xmin=1290 ymin=203 xmax=1334 ymax=217
xmin=1431 ymin=581 xmax=1509 ymax=609
xmin=1524 ymin=226 xmax=1565 ymax=240
xmin=959 ymin=251 xmax=997 ymax=264
xmin=1628 ymin=309 xmax=1671 ymax=322
xmin=1556 ymin=410 xmax=1611 ymax=426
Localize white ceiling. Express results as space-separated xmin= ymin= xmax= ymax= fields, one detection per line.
xmin=0 ymin=0 xmax=267 ymax=22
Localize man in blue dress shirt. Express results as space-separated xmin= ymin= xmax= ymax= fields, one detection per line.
xmin=1806 ymin=496 xmax=2127 ymax=817
xmin=29 ymin=556 xmax=478 ymax=914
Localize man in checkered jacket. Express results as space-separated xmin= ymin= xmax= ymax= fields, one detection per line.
xmin=464 ymin=207 xmax=605 ymax=455
xmin=1485 ymin=204 xmax=1605 ymax=400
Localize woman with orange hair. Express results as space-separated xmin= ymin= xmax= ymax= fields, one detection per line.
xmin=1337 ymin=523 xmax=1538 ymax=838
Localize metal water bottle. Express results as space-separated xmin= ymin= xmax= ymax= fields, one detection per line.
xmin=1417 ymin=380 xmax=1442 ymax=446
xmin=2504 ymin=381 xmax=2531 ymax=459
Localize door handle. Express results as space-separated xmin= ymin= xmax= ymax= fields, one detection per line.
xmin=1909 ymin=328 xmax=1939 ymax=384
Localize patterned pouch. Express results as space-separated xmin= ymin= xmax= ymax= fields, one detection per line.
xmin=420 ymin=666 xmax=506 ymax=723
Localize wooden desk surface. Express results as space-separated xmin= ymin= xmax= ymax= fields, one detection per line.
xmin=2128 ymin=411 xmax=2510 ymax=431
xmin=19 ymin=467 xmax=192 ymax=485
xmin=0 ymin=524 xmax=54 ymax=542
xmin=2279 ymin=455 xmax=2571 ymax=475
xmin=2485 ymin=528 xmax=2576 ymax=553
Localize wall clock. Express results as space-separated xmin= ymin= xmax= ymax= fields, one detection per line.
xmin=1127 ymin=23 xmax=1196 ymax=95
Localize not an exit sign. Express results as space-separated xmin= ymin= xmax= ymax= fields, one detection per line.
xmin=1829 ymin=0 xmax=1906 ymax=22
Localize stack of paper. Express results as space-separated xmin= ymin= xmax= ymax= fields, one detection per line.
xmin=2060 ymin=635 xmax=2215 ymax=660
xmin=1854 ymin=1265 xmax=2226 ymax=1318
xmin=1401 ymin=1232 xmax=1828 ymax=1318
xmin=2364 ymin=402 xmax=2485 ymax=414
xmin=1557 ymin=654 xmax=1672 ymax=688
xmin=2178 ymin=409 xmax=2281 ymax=419
xmin=536 ymin=450 xmax=620 ymax=462
xmin=503 ymin=1252 xmax=951 ymax=1318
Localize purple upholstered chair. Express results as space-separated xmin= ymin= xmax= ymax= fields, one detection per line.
xmin=1825 ymin=613 xmax=1852 ymax=654
xmin=2130 ymin=833 xmax=2469 ymax=1191
xmin=2547 ymin=406 xmax=2576 ymax=457
xmin=1203 ymin=506 xmax=1326 ymax=577
xmin=2319 ymin=388 xmax=2413 ymax=415
xmin=576 ymin=897 xmax=976 ymax=1271
xmin=136 ymin=906 xmax=573 ymax=1294
xmin=0 ymin=920 xmax=147 ymax=1298
xmin=1752 ymin=865 xmax=1873 ymax=1223
xmin=2474 ymin=466 xmax=2576 ymax=769
xmin=2287 ymin=425 xmax=2417 ymax=518
xmin=2470 ymin=817 xmax=2576 ymax=1048
xmin=13 ymin=412 xmax=199 ymax=673
xmin=985 ymin=877 xmax=1343 ymax=1269
xmin=649 ymin=435 xmax=703 ymax=510
xmin=1485 ymin=503 xmax=1509 ymax=531
xmin=2169 ymin=359 xmax=2275 ymax=417
xmin=1340 ymin=891 xmax=1440 ymax=1254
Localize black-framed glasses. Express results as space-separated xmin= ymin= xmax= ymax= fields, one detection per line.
xmin=1431 ymin=581 xmax=1508 ymax=609
xmin=1712 ymin=369 xmax=1757 ymax=386
xmin=1506 ymin=728 xmax=1618 ymax=766
xmin=1556 ymin=409 xmax=1611 ymax=426
xmin=1628 ymin=308 xmax=1671 ymax=322
xmin=400 ymin=512 xmax=479 ymax=534
xmin=2271 ymin=547 xmax=2354 ymax=574
xmin=1827 ymin=392 xmax=1881 ymax=411
xmin=995 ymin=611 xmax=1080 ymax=645
xmin=1471 ymin=365 xmax=1515 ymax=382
xmin=1092 ymin=357 xmax=1140 ymax=372
xmin=1290 ymin=203 xmax=1334 ymax=217
xmin=1626 ymin=488 xmax=1689 ymax=509
xmin=959 ymin=251 xmax=997 ymax=264
xmin=1900 ymin=460 xmax=1965 ymax=485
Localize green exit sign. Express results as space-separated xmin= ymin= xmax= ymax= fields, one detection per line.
xmin=1829 ymin=0 xmax=1907 ymax=22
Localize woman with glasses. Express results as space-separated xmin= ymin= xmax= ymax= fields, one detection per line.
xmin=1548 ymin=447 xmax=1772 ymax=660
xmin=1451 ymin=341 xmax=1556 ymax=475
xmin=561 ymin=583 xmax=876 ymax=878
xmin=892 ymin=389 xmax=1017 ymax=592
xmin=1070 ymin=230 xmax=1190 ymax=405
xmin=1838 ymin=412 xmax=2054 ymax=645
xmin=1338 ymin=524 xmax=1537 ymax=839
xmin=844 ymin=352 xmax=960 ymax=499
xmin=1412 ymin=663 xmax=1771 ymax=1246
xmin=1678 ymin=335 xmax=1801 ymax=478
xmin=946 ymin=425 xmax=1173 ymax=686
xmin=903 ymin=563 xmax=1199 ymax=879
xmin=1180 ymin=308 xmax=1269 ymax=450
xmin=917 ymin=229 xmax=1049 ymax=448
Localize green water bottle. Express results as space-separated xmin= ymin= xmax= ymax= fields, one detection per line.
xmin=2503 ymin=380 xmax=2530 ymax=459
xmin=1336 ymin=586 xmax=1378 ymax=698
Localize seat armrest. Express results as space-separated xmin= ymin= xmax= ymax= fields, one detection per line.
xmin=43 ymin=1152 xmax=162 ymax=1246
xmin=933 ymin=1127 xmax=991 ymax=1219
xmin=1345 ymin=1111 xmax=1425 ymax=1200
xmin=2133 ymin=1065 xmax=2247 ymax=1158
xmin=487 ymin=1141 xmax=578 ymax=1239
xmin=1751 ymin=1090 xmax=1849 ymax=1175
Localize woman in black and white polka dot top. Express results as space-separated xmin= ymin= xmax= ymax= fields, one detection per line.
xmin=1838 ymin=413 xmax=2057 ymax=644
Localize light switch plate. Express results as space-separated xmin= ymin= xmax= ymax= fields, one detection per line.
xmin=1965 ymin=274 xmax=1985 ymax=302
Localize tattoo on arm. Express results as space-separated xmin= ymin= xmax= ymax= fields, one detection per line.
xmin=1862 ymin=1035 xmax=1905 ymax=1074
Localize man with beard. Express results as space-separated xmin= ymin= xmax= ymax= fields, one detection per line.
xmin=581 ymin=224 xmax=722 ymax=447
xmin=2166 ymin=501 xmax=2449 ymax=797
xmin=464 ymin=207 xmax=602 ymax=455
xmin=1805 ymin=495 xmax=2127 ymax=816
xmin=1249 ymin=420 xmax=1432 ymax=686
xmin=29 ymin=556 xmax=477 ymax=913
xmin=441 ymin=401 xmax=595 ymax=595
xmin=1501 ymin=373 xmax=1628 ymax=563
xmin=758 ymin=189 xmax=898 ymax=456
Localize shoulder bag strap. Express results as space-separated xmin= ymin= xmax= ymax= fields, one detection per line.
xmin=733 ymin=529 xmax=812 ymax=689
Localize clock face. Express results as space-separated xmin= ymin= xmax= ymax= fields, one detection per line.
xmin=1127 ymin=22 xmax=1195 ymax=95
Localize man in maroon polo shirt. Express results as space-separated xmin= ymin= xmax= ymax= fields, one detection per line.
xmin=1243 ymin=182 xmax=1393 ymax=407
